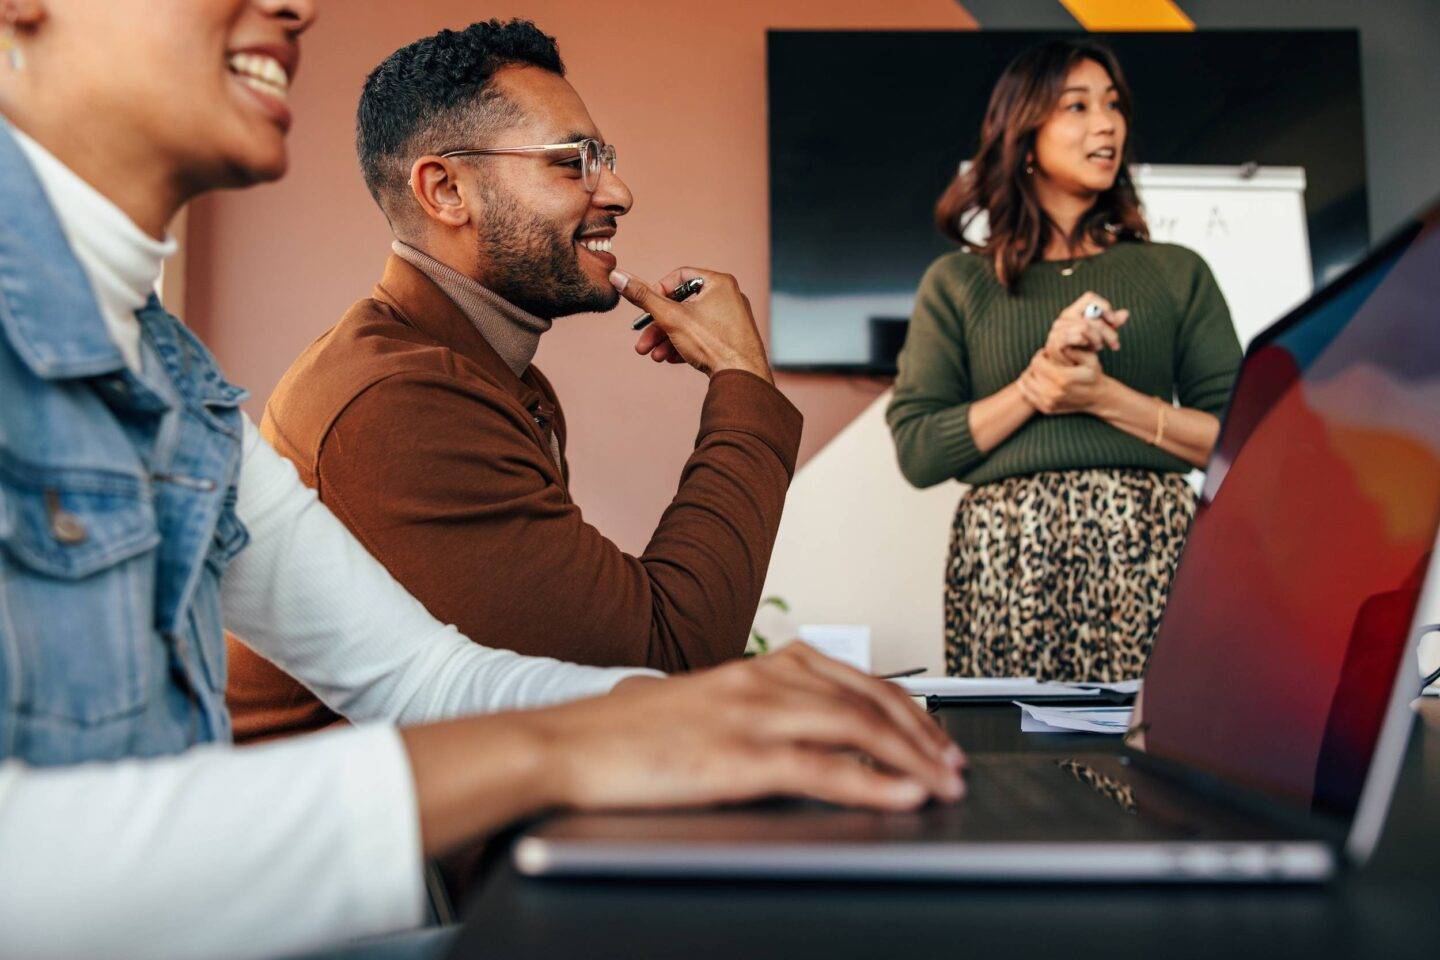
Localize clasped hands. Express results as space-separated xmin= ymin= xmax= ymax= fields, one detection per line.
xmin=1016 ymin=291 xmax=1129 ymax=416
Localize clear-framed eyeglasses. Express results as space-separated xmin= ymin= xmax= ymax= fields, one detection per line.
xmin=440 ymin=138 xmax=617 ymax=192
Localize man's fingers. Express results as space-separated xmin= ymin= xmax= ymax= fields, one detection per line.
xmin=609 ymin=269 xmax=660 ymax=312
xmin=655 ymin=266 xmax=710 ymax=295
xmin=635 ymin=323 xmax=667 ymax=356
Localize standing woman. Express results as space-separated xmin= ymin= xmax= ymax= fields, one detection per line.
xmin=887 ymin=39 xmax=1242 ymax=683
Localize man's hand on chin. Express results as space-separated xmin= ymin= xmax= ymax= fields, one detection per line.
xmin=611 ymin=267 xmax=776 ymax=385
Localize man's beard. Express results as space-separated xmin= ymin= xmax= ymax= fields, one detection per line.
xmin=473 ymin=181 xmax=619 ymax=319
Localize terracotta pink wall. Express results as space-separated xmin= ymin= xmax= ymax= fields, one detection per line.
xmin=187 ymin=0 xmax=975 ymax=552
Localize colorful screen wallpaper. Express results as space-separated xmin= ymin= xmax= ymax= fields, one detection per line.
xmin=1143 ymin=210 xmax=1440 ymax=820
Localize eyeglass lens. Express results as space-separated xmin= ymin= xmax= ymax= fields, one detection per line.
xmin=581 ymin=140 xmax=618 ymax=192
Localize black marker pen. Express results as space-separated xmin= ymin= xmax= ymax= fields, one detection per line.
xmin=632 ymin=277 xmax=705 ymax=331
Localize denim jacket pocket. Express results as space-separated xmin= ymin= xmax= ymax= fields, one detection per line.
xmin=0 ymin=458 xmax=160 ymax=724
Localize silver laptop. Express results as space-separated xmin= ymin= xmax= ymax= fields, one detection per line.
xmin=515 ymin=200 xmax=1440 ymax=884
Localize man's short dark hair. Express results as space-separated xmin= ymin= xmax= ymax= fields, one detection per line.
xmin=356 ymin=19 xmax=565 ymax=225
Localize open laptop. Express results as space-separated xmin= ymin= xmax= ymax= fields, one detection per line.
xmin=515 ymin=198 xmax=1440 ymax=883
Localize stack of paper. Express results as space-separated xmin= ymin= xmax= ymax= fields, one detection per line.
xmin=894 ymin=677 xmax=1140 ymax=699
xmin=1016 ymin=703 xmax=1133 ymax=735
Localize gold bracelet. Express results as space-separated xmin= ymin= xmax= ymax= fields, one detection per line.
xmin=1151 ymin=397 xmax=1169 ymax=446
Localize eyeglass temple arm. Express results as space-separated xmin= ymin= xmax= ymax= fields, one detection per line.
xmin=441 ymin=143 xmax=588 ymax=159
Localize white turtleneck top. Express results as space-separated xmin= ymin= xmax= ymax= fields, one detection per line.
xmin=8 ymin=124 xmax=173 ymax=372
xmin=0 ymin=126 xmax=657 ymax=960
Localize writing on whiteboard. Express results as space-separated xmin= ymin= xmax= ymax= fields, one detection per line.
xmin=1132 ymin=164 xmax=1312 ymax=349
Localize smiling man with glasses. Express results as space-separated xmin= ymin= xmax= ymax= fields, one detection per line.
xmin=227 ymin=18 xmax=804 ymax=740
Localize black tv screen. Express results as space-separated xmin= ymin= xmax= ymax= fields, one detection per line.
xmin=767 ymin=30 xmax=1367 ymax=373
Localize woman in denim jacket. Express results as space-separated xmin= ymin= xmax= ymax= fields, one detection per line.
xmin=0 ymin=2 xmax=964 ymax=958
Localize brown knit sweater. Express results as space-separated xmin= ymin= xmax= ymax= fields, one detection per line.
xmin=226 ymin=255 xmax=803 ymax=741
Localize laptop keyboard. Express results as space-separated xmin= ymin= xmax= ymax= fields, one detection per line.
xmin=954 ymin=757 xmax=1168 ymax=838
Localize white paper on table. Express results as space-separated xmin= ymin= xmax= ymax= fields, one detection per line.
xmin=895 ymin=677 xmax=1103 ymax=699
xmin=1072 ymin=679 xmax=1142 ymax=695
xmin=1017 ymin=702 xmax=1134 ymax=735
xmin=796 ymin=624 xmax=871 ymax=673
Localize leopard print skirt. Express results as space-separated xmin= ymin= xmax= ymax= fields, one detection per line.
xmin=945 ymin=468 xmax=1196 ymax=683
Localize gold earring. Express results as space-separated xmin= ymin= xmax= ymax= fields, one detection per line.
xmin=0 ymin=18 xmax=23 ymax=71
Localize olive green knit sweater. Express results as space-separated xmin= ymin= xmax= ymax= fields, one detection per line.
xmin=887 ymin=242 xmax=1243 ymax=488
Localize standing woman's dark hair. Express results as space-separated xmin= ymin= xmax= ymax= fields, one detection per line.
xmin=934 ymin=39 xmax=1149 ymax=291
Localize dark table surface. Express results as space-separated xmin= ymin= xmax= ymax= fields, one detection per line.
xmin=451 ymin=700 xmax=1440 ymax=960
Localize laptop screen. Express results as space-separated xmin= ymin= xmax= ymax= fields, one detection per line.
xmin=1141 ymin=206 xmax=1440 ymax=823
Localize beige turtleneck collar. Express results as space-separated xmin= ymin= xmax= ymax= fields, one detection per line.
xmin=391 ymin=240 xmax=551 ymax=378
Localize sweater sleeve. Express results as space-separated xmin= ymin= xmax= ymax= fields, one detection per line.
xmin=886 ymin=258 xmax=983 ymax=488
xmin=312 ymin=369 xmax=801 ymax=674
xmin=1172 ymin=253 xmax=1243 ymax=417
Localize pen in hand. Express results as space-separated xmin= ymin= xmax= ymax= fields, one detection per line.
xmin=632 ymin=276 xmax=705 ymax=331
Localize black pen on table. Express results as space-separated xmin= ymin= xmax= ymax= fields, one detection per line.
xmin=876 ymin=667 xmax=926 ymax=680
xmin=632 ymin=276 xmax=704 ymax=331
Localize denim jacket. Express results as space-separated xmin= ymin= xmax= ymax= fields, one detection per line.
xmin=0 ymin=121 xmax=249 ymax=765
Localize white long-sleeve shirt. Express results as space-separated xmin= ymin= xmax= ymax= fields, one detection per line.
xmin=0 ymin=123 xmax=659 ymax=960
xmin=226 ymin=416 xmax=653 ymax=724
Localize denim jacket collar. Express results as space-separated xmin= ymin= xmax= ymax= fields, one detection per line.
xmin=0 ymin=119 xmax=129 ymax=381
xmin=138 ymin=296 xmax=248 ymax=423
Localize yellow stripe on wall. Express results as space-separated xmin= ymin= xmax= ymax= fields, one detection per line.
xmin=1058 ymin=0 xmax=1195 ymax=30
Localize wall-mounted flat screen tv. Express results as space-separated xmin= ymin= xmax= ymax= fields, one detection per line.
xmin=767 ymin=30 xmax=1367 ymax=374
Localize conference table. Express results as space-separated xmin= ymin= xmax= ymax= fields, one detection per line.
xmin=450 ymin=699 xmax=1440 ymax=960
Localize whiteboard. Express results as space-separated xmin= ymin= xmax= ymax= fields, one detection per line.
xmin=761 ymin=165 xmax=1319 ymax=672
xmin=773 ymin=164 xmax=1314 ymax=364
xmin=1132 ymin=164 xmax=1311 ymax=350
